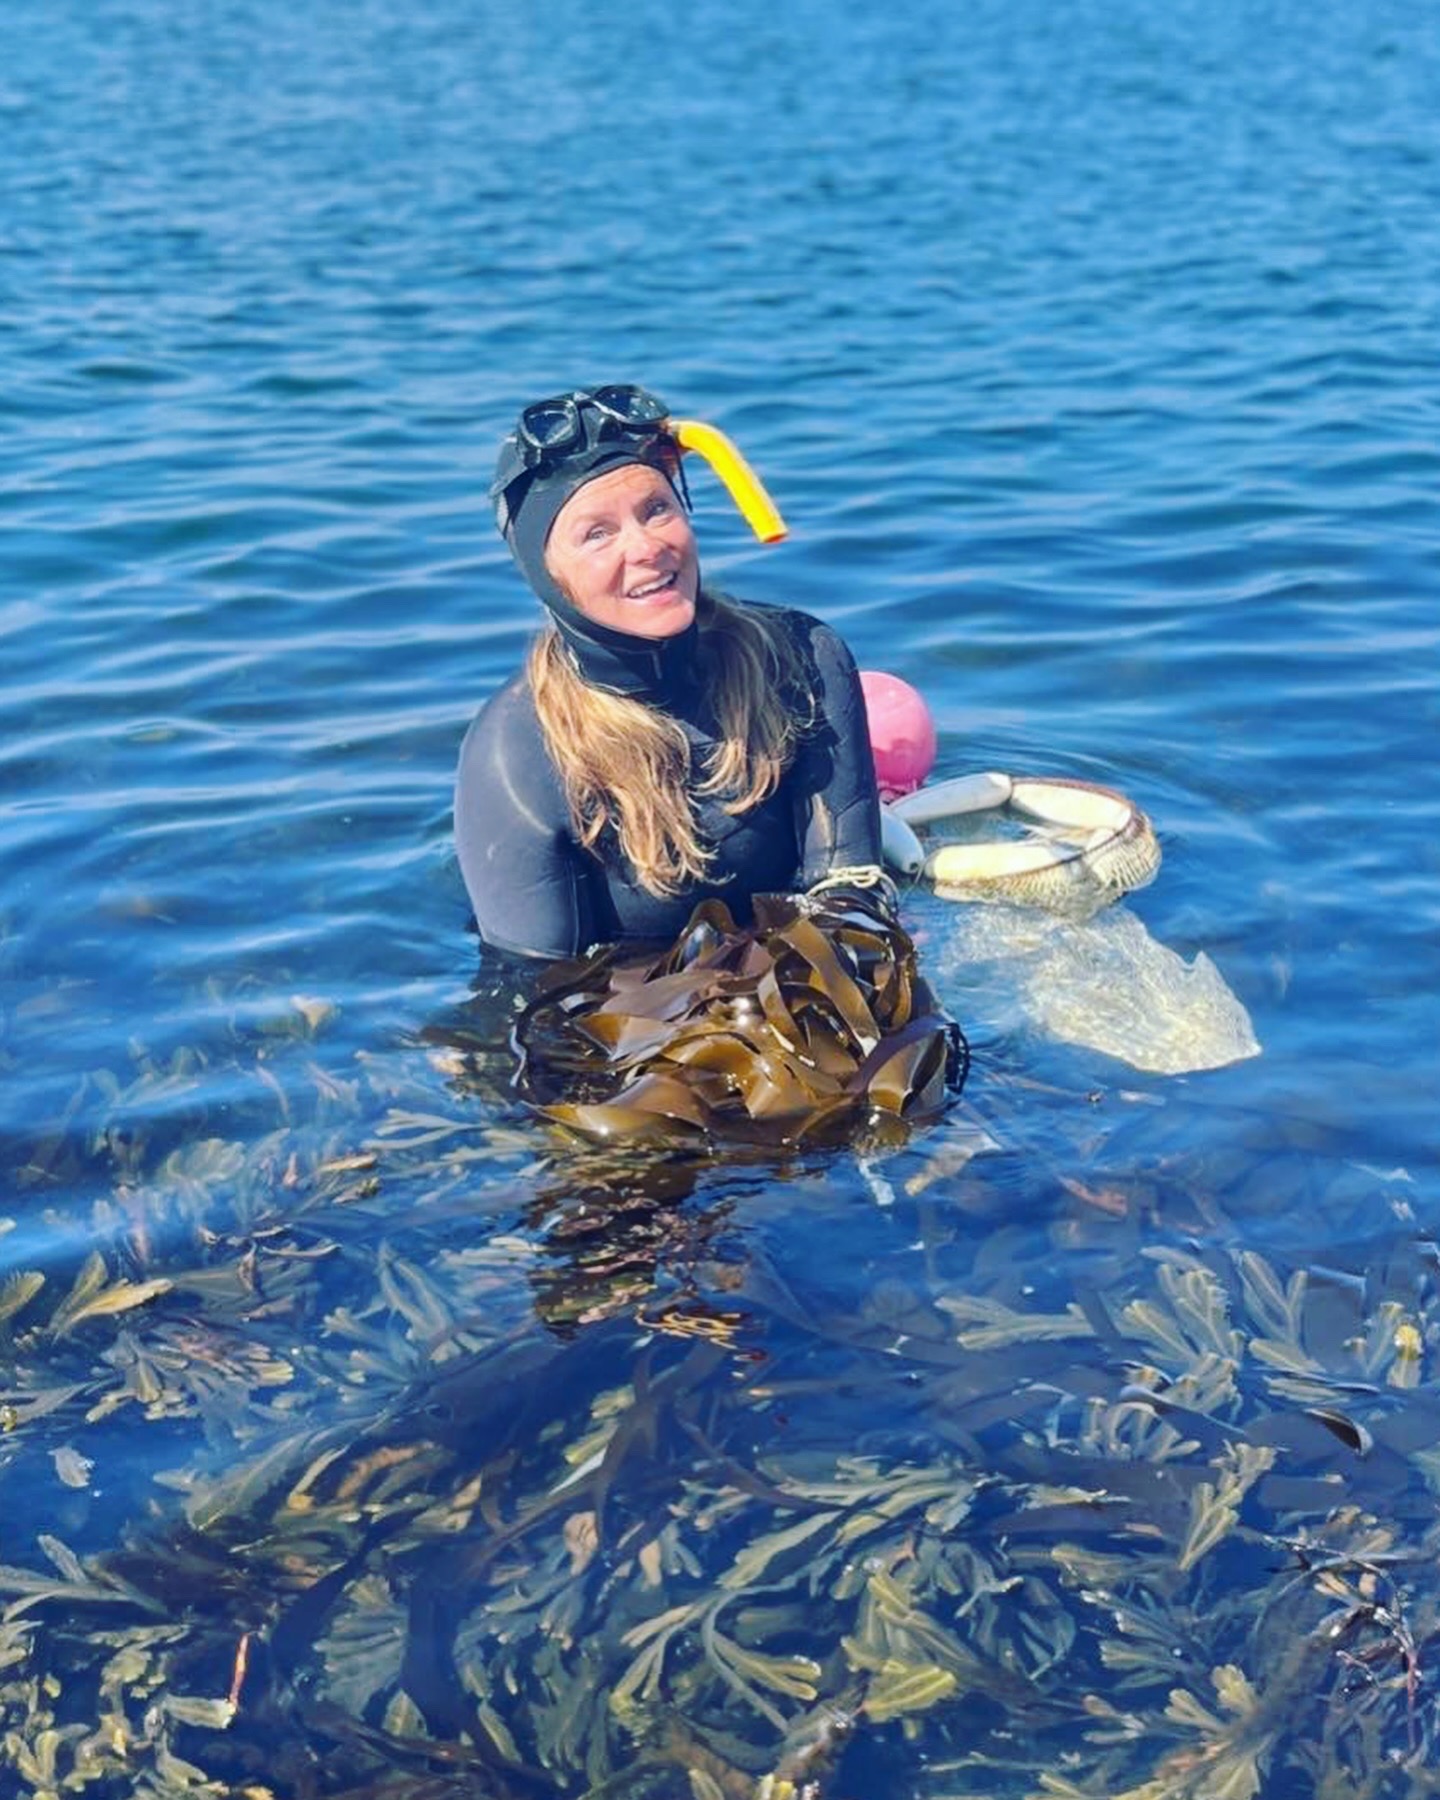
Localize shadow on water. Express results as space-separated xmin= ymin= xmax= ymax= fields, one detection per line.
xmin=3 ymin=967 xmax=1440 ymax=1800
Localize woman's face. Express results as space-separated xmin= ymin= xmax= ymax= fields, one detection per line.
xmin=545 ymin=463 xmax=699 ymax=639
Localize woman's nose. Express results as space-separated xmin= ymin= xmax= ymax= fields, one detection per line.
xmin=618 ymin=515 xmax=666 ymax=558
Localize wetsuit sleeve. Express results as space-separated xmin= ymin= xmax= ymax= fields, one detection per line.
xmin=453 ymin=682 xmax=594 ymax=960
xmin=792 ymin=618 xmax=884 ymax=883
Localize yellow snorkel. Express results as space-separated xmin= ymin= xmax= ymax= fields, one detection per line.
xmin=670 ymin=418 xmax=788 ymax=544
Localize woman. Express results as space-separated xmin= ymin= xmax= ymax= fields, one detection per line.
xmin=454 ymin=384 xmax=885 ymax=960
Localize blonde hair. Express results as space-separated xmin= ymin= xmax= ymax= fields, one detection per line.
xmin=528 ymin=594 xmax=808 ymax=897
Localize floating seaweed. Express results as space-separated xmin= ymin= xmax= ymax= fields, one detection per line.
xmin=512 ymin=890 xmax=967 ymax=1151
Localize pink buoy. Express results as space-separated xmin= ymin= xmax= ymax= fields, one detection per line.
xmin=859 ymin=671 xmax=937 ymax=801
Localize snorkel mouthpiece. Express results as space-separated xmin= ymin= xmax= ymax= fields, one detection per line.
xmin=671 ymin=419 xmax=788 ymax=544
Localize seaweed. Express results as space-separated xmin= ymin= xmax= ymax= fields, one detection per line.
xmin=512 ymin=891 xmax=967 ymax=1150
xmin=3 ymin=962 xmax=1440 ymax=1798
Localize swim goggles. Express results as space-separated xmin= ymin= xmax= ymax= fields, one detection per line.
xmin=515 ymin=385 xmax=671 ymax=463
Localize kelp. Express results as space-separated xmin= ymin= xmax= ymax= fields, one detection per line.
xmin=512 ymin=891 xmax=967 ymax=1150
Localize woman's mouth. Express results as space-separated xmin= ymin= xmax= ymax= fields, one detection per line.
xmin=625 ymin=573 xmax=679 ymax=601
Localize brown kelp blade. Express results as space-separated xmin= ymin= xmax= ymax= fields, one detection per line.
xmin=513 ymin=892 xmax=968 ymax=1149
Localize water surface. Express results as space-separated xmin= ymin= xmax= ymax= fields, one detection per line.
xmin=2 ymin=1 xmax=1438 ymax=1794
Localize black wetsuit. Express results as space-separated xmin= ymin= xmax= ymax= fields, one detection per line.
xmin=454 ymin=598 xmax=881 ymax=960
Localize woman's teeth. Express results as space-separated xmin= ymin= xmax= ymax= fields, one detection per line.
xmin=627 ymin=574 xmax=675 ymax=599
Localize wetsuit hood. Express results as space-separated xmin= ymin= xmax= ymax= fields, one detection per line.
xmin=549 ymin=601 xmax=704 ymax=706
xmin=493 ymin=431 xmax=700 ymax=702
xmin=498 ymin=437 xmax=684 ymax=602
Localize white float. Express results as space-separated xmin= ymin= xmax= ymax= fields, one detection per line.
xmin=885 ymin=770 xmax=1259 ymax=1071
xmin=884 ymin=772 xmax=1162 ymax=917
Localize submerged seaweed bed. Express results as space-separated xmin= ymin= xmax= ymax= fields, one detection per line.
xmin=4 ymin=983 xmax=1440 ymax=1800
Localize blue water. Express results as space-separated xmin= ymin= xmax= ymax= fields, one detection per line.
xmin=3 ymin=0 xmax=1439 ymax=1791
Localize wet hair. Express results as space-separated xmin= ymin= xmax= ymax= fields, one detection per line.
xmin=527 ymin=593 xmax=809 ymax=896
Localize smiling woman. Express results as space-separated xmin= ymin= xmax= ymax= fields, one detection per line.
xmin=454 ymin=385 xmax=886 ymax=961
xmin=544 ymin=462 xmax=700 ymax=639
